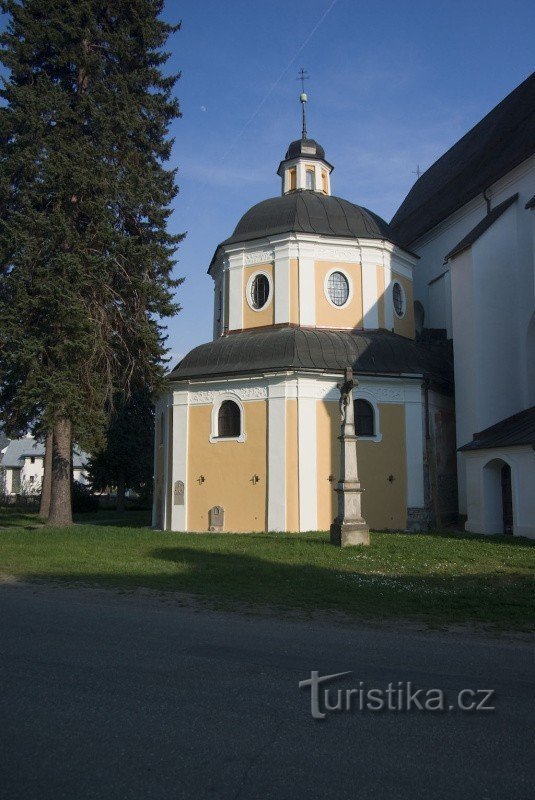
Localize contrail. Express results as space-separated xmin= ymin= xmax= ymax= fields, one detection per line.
xmin=221 ymin=0 xmax=338 ymax=161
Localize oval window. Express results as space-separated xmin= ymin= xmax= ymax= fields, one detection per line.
xmin=327 ymin=271 xmax=350 ymax=307
xmin=250 ymin=274 xmax=270 ymax=309
xmin=393 ymin=281 xmax=406 ymax=318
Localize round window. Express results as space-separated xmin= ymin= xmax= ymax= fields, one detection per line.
xmin=327 ymin=271 xmax=350 ymax=307
xmin=250 ymin=274 xmax=270 ymax=309
xmin=392 ymin=281 xmax=406 ymax=318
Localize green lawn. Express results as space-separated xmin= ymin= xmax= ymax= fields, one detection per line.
xmin=0 ymin=508 xmax=533 ymax=630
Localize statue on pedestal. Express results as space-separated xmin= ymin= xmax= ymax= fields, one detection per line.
xmin=330 ymin=367 xmax=370 ymax=547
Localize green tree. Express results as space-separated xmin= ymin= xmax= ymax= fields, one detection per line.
xmin=0 ymin=1 xmax=183 ymax=525
xmin=88 ymin=389 xmax=154 ymax=512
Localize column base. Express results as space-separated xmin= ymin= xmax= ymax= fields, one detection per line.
xmin=330 ymin=521 xmax=370 ymax=547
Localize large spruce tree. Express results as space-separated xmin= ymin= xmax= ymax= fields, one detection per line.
xmin=0 ymin=1 xmax=183 ymax=524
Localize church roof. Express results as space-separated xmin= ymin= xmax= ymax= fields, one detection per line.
xmin=444 ymin=193 xmax=518 ymax=261
xmin=459 ymin=406 xmax=535 ymax=452
xmin=284 ymin=138 xmax=326 ymax=161
xmin=390 ymin=72 xmax=535 ymax=246
xmin=168 ymin=327 xmax=453 ymax=386
xmin=210 ymin=191 xmax=410 ymax=269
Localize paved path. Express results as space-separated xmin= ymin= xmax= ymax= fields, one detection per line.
xmin=0 ymin=582 xmax=533 ymax=799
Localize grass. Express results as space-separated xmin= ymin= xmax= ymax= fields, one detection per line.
xmin=0 ymin=507 xmax=534 ymax=630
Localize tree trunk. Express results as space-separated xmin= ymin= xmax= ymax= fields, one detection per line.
xmin=116 ymin=472 xmax=126 ymax=514
xmin=39 ymin=431 xmax=53 ymax=519
xmin=48 ymin=419 xmax=73 ymax=527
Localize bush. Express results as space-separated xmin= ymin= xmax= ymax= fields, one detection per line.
xmin=72 ymin=481 xmax=99 ymax=514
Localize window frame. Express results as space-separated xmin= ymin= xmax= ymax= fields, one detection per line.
xmin=352 ymin=392 xmax=382 ymax=442
xmin=324 ymin=267 xmax=353 ymax=309
xmin=392 ymin=280 xmax=406 ymax=318
xmin=245 ymin=270 xmax=273 ymax=313
xmin=210 ymin=395 xmax=246 ymax=443
xmin=305 ymin=167 xmax=315 ymax=190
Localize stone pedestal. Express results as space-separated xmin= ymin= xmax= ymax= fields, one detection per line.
xmin=330 ymin=368 xmax=370 ymax=547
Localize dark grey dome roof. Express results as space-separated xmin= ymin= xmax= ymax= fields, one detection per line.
xmin=285 ymin=138 xmax=326 ymax=160
xmin=217 ymin=191 xmax=406 ymax=252
xmin=169 ymin=327 xmax=453 ymax=385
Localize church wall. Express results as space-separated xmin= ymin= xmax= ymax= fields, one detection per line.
xmin=165 ymin=406 xmax=174 ymax=530
xmin=242 ymin=262 xmax=274 ymax=329
xmin=285 ymin=398 xmax=299 ymax=531
xmin=186 ymin=400 xmax=268 ymax=532
xmin=314 ymin=260 xmax=363 ymax=329
xmin=316 ymin=400 xmax=408 ymax=530
xmin=392 ymin=272 xmax=415 ymax=339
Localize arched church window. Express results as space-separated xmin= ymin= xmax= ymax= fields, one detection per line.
xmin=306 ymin=168 xmax=315 ymax=190
xmin=218 ymin=400 xmax=241 ymax=438
xmin=250 ymin=274 xmax=270 ymax=309
xmin=354 ymin=399 xmax=374 ymax=437
xmin=327 ymin=271 xmax=350 ymax=306
xmin=393 ymin=281 xmax=406 ymax=318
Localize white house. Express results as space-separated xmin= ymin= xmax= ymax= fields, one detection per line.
xmin=391 ymin=72 xmax=535 ymax=538
xmin=0 ymin=435 xmax=89 ymax=498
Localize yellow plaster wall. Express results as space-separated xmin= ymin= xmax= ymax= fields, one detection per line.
xmin=289 ymin=258 xmax=299 ymax=324
xmin=242 ymin=263 xmax=274 ymax=330
xmin=316 ymin=401 xmax=407 ymax=530
xmin=315 ymin=261 xmax=363 ymax=329
xmin=392 ymin=273 xmax=415 ymax=339
xmin=376 ymin=265 xmax=385 ymax=328
xmin=285 ymin=399 xmax=299 ymax=531
xmin=187 ymin=401 xmax=268 ymax=532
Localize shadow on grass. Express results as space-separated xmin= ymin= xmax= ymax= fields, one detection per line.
xmin=0 ymin=509 xmax=43 ymax=529
xmin=18 ymin=543 xmax=533 ymax=629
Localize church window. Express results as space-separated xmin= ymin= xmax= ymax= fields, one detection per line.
xmin=393 ymin=281 xmax=406 ymax=318
xmin=218 ymin=400 xmax=241 ymax=438
xmin=306 ymin=168 xmax=315 ymax=190
xmin=289 ymin=168 xmax=296 ymax=190
xmin=250 ymin=273 xmax=270 ymax=309
xmin=354 ymin=399 xmax=374 ymax=437
xmin=327 ymin=271 xmax=350 ymax=306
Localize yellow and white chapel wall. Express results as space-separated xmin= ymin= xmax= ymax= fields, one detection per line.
xmin=156 ymin=373 xmax=427 ymax=533
xmin=213 ymin=238 xmax=417 ymax=337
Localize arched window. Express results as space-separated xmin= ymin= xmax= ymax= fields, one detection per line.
xmin=218 ymin=400 xmax=241 ymax=438
xmin=354 ymin=399 xmax=374 ymax=437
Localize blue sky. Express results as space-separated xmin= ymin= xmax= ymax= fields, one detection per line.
xmin=2 ymin=1 xmax=534 ymax=365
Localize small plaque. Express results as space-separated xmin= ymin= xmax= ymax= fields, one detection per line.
xmin=174 ymin=480 xmax=184 ymax=506
xmin=209 ymin=505 xmax=224 ymax=532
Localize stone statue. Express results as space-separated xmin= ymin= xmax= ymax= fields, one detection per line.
xmin=330 ymin=366 xmax=370 ymax=547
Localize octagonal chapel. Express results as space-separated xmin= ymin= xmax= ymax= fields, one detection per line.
xmin=154 ymin=111 xmax=456 ymax=533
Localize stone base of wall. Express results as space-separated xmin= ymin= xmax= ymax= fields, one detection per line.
xmin=406 ymin=507 xmax=434 ymax=532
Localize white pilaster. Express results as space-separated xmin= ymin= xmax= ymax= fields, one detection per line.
xmin=170 ymin=391 xmax=189 ymax=532
xmin=362 ymin=260 xmax=379 ymax=328
xmin=383 ymin=258 xmax=394 ymax=330
xmin=267 ymin=384 xmax=287 ymax=531
xmin=404 ymin=386 xmax=425 ymax=508
xmin=298 ymin=243 xmax=316 ymax=326
xmin=297 ymin=387 xmax=317 ymax=531
xmin=274 ymin=243 xmax=290 ymax=324
xmin=227 ymin=253 xmax=243 ymax=331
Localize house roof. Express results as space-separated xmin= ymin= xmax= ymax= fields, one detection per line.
xmin=168 ymin=327 xmax=453 ymax=386
xmin=209 ymin=191 xmax=413 ymax=270
xmin=390 ymin=72 xmax=535 ymax=246
xmin=444 ymin=194 xmax=518 ymax=261
xmin=0 ymin=437 xmax=88 ymax=468
xmin=459 ymin=406 xmax=535 ymax=452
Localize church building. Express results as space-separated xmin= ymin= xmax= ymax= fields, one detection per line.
xmin=153 ymin=92 xmax=455 ymax=533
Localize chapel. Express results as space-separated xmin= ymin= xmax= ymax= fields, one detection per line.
xmin=153 ymin=92 xmax=455 ymax=533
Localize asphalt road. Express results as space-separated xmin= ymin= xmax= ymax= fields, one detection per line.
xmin=0 ymin=582 xmax=533 ymax=800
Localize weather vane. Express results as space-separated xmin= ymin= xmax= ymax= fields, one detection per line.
xmin=297 ymin=68 xmax=309 ymax=139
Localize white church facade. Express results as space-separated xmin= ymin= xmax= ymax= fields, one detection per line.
xmin=391 ymin=71 xmax=535 ymax=538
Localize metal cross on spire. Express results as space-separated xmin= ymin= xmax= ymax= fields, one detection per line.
xmin=297 ymin=68 xmax=309 ymax=139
